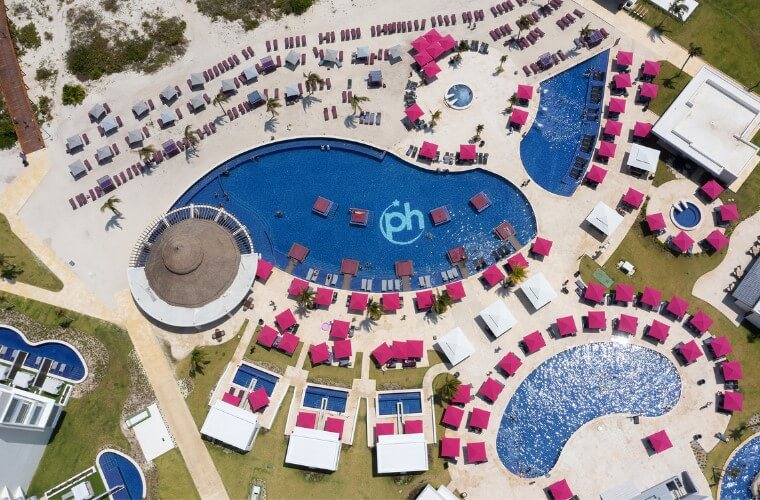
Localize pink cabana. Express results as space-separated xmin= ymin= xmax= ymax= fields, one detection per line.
xmin=465 ymin=442 xmax=487 ymax=463
xmin=403 ymin=419 xmax=423 ymax=434
xmin=275 ymin=309 xmax=297 ymax=331
xmin=615 ymin=283 xmax=635 ymax=303
xmin=440 ymin=437 xmax=460 ymax=458
xmin=509 ymin=108 xmax=528 ymax=126
xmin=222 ymin=392 xmax=242 ymax=407
xmin=705 ymin=230 xmax=729 ymax=252
xmin=257 ymin=325 xmax=278 ymax=347
xmin=640 ymin=286 xmax=662 ymax=308
xmin=296 ymin=411 xmax=317 ymax=429
xmin=411 ymin=36 xmax=430 ymax=52
xmin=507 ymin=253 xmax=529 ymax=270
xmin=248 ymin=388 xmax=270 ymax=411
xmin=468 ymin=408 xmax=491 ymax=430
xmin=587 ymin=310 xmax=606 ymax=330
xmin=608 ymin=97 xmax=627 ymax=114
xmin=643 ymin=60 xmax=661 ymax=77
xmin=548 ymin=479 xmax=574 ymax=500
xmin=719 ymin=204 xmax=739 ymax=223
xmin=640 ymin=82 xmax=659 ymax=99
xmin=416 ymin=290 xmax=434 ymax=310
xmin=330 ymin=319 xmax=350 ymax=339
xmin=325 ymin=417 xmax=345 ymax=439
xmin=498 ymin=352 xmax=522 ymax=376
xmin=309 ymin=342 xmax=330 ymax=364
xmin=451 ymin=384 xmax=472 ymax=405
xmin=348 ymin=292 xmax=368 ymax=311
xmin=441 ymin=405 xmax=465 ymax=428
xmin=516 ymin=84 xmax=534 ymax=100
xmin=423 ymin=28 xmax=443 ymax=43
xmin=413 ymin=50 xmax=433 ymax=67
xmin=391 ymin=340 xmax=409 ymax=360
xmin=482 ymin=264 xmax=505 ymax=287
xmin=710 ymin=336 xmax=733 ymax=357
xmin=647 ymin=430 xmax=672 ymax=453
xmin=622 ymin=187 xmax=644 ymax=208
xmin=288 ymin=278 xmax=309 ymax=296
xmin=406 ymin=339 xmax=424 ymax=359
xmin=646 ymin=212 xmax=666 ymax=232
xmin=672 ymin=231 xmax=695 ymax=253
xmin=701 ymin=179 xmax=724 ymax=200
xmin=479 ymin=377 xmax=504 ymax=403
xmin=584 ymin=282 xmax=606 ymax=303
xmin=523 ymin=331 xmax=546 ymax=354
xmin=722 ymin=391 xmax=744 ymax=412
xmin=314 ymin=287 xmax=333 ymax=307
xmin=422 ymin=61 xmax=441 ymax=79
xmin=604 ymin=119 xmax=623 ymax=136
xmin=690 ymin=310 xmax=713 ymax=333
xmin=256 ymin=259 xmax=274 ymax=281
xmin=371 ymin=342 xmax=393 ymax=365
xmin=426 ymin=42 xmax=445 ymax=59
xmin=459 ymin=144 xmax=476 ymax=161
xmin=439 ymin=34 xmax=457 ymax=52
xmin=633 ymin=121 xmax=653 ymax=138
xmin=646 ymin=319 xmax=670 ymax=343
xmin=446 ymin=281 xmax=466 ymax=300
xmin=278 ymin=333 xmax=300 ymax=354
xmin=722 ymin=361 xmax=743 ymax=381
xmin=617 ymin=313 xmax=638 ymax=335
xmin=598 ymin=140 xmax=617 ymax=158
xmin=556 ymin=316 xmax=577 ymax=337
xmin=666 ymin=295 xmax=689 ymax=318
xmin=382 ymin=293 xmax=401 ymax=311
xmin=340 ymin=258 xmax=360 ymax=275
xmin=332 ymin=339 xmax=352 ymax=359
xmin=532 ymin=236 xmax=553 ymax=256
xmin=679 ymin=340 xmax=703 ymax=364
xmin=616 ymin=50 xmax=634 ymax=67
xmin=614 ymin=73 xmax=632 ymax=89
xmin=375 ymin=422 xmax=395 ymax=441
xmin=585 ymin=164 xmax=608 ymax=184
xmin=419 ymin=141 xmax=439 ymax=159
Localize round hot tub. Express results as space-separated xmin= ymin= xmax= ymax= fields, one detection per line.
xmin=670 ymin=201 xmax=702 ymax=230
xmin=445 ymin=83 xmax=474 ymax=109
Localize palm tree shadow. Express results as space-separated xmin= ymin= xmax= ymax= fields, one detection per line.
xmin=105 ymin=214 xmax=124 ymax=231
xmin=358 ymin=317 xmax=375 ymax=332
xmin=495 ymin=285 xmax=512 ymax=298
xmin=647 ymin=26 xmax=669 ymax=43
xmin=344 ymin=115 xmax=357 ymax=128
xmin=301 ymin=95 xmax=321 ymax=110
xmin=424 ymin=312 xmax=440 ymax=325
xmin=661 ymin=74 xmax=681 ymax=89
xmin=265 ymin=117 xmax=278 ymax=133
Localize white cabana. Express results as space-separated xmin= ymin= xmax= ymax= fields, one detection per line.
xmin=627 ymin=143 xmax=660 ymax=173
xmin=189 ymin=72 xmax=205 ymax=87
xmin=479 ymin=300 xmax=517 ymax=338
xmin=101 ymin=115 xmax=119 ymax=134
xmin=126 ymin=129 xmax=143 ymax=146
xmin=89 ymin=103 xmax=106 ymax=120
xmin=242 ymin=66 xmax=259 ymax=82
xmin=189 ymin=95 xmax=206 ymax=111
xmin=221 ymin=79 xmax=236 ymax=94
xmin=435 ymin=327 xmax=475 ymax=366
xmin=66 ymin=135 xmax=83 ymax=152
xmin=416 ymin=484 xmax=459 ymax=500
xmin=68 ymin=160 xmax=86 ymax=179
xmin=323 ymin=49 xmax=339 ymax=64
xmin=160 ymin=109 xmax=177 ymax=125
xmin=356 ymin=46 xmax=370 ymax=60
xmin=375 ymin=433 xmax=428 ymax=474
xmin=519 ymin=272 xmax=557 ymax=311
xmin=95 ymin=146 xmax=113 ymax=162
xmin=132 ymin=100 xmax=149 ymax=117
xmin=586 ymin=201 xmax=624 ymax=237
xmin=160 ymin=86 xmax=178 ymax=102
xmin=285 ymin=84 xmax=301 ymax=98
xmin=388 ymin=44 xmax=403 ymax=60
xmin=200 ymin=400 xmax=259 ymax=452
xmin=285 ymin=50 xmax=300 ymax=67
xmin=285 ymin=427 xmax=341 ymax=471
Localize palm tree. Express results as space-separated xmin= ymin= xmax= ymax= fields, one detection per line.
xmin=367 ymin=298 xmax=383 ymax=321
xmin=135 ymin=145 xmax=156 ymax=164
xmin=350 ymin=94 xmax=370 ymax=115
xmin=212 ymin=93 xmax=230 ymax=114
xmin=579 ymin=24 xmax=593 ymax=42
xmin=0 ymin=254 xmax=9 ymax=267
xmin=508 ymin=264 xmax=528 ymax=286
xmin=435 ymin=375 xmax=462 ymax=402
xmin=517 ymin=14 xmax=532 ymax=33
xmin=296 ymin=287 xmax=315 ymax=310
xmin=184 ymin=125 xmax=200 ymax=152
xmin=473 ymin=124 xmax=485 ymax=142
xmin=432 ymin=292 xmax=453 ymax=315
xmin=429 ymin=109 xmax=442 ymax=128
xmin=100 ymin=196 xmax=122 ymax=217
xmin=668 ymin=0 xmax=688 ymax=21
xmin=266 ymin=97 xmax=281 ymax=118
xmin=449 ymin=53 xmax=462 ymax=66
xmin=189 ymin=347 xmax=209 ymax=377
xmin=679 ymin=42 xmax=703 ymax=74
xmin=303 ymin=71 xmax=324 ymax=93
xmin=0 ymin=263 xmax=22 ymax=281
xmin=457 ymin=40 xmax=469 ymax=52
xmin=496 ymin=54 xmax=508 ymax=74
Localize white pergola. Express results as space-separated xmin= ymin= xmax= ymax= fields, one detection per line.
xmin=519 ymin=272 xmax=557 ymax=311
xmin=479 ymin=301 xmax=517 ymax=338
xmin=586 ymin=201 xmax=624 ymax=237
xmin=200 ymin=400 xmax=259 ymax=452
xmin=375 ymin=433 xmax=428 ymax=474
xmin=627 ymin=143 xmax=660 ymax=173
xmin=285 ymin=427 xmax=341 ymax=471
xmin=435 ymin=327 xmax=475 ymax=366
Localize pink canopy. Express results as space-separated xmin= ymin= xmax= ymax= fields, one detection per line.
xmin=616 ymin=50 xmax=634 ymax=67
xmin=617 ymin=313 xmax=638 ymax=335
xmin=507 ymin=252 xmax=529 ymax=269
xmin=640 ymin=82 xmax=659 ymax=99
xmin=423 ymin=28 xmax=443 ymax=43
xmin=646 ymin=319 xmax=670 ymax=343
xmin=598 ymin=140 xmax=617 ymax=158
xmin=439 ymin=34 xmax=457 ymax=52
xmin=643 ymin=60 xmax=661 ymax=76
xmin=584 ymin=282 xmax=606 ymax=303
xmin=482 ymin=264 xmax=505 ymax=287
xmin=348 ymin=292 xmax=368 ymax=311
xmin=391 ymin=340 xmax=409 ymax=360
xmin=403 ymin=419 xmax=423 ymax=434
xmin=309 ymin=342 xmax=330 ymax=364
xmin=416 ymin=290 xmax=434 ymax=310
xmin=288 ymin=278 xmax=309 ymax=296
xmin=248 ymin=388 xmax=270 ymax=411
xmin=406 ymin=339 xmax=424 ymax=359
xmin=679 ymin=340 xmax=703 ymax=364
xmin=330 ymin=319 xmax=350 ymax=339
xmin=422 ymin=61 xmax=441 ymax=79
xmin=375 ymin=422 xmax=395 ymax=441
xmin=426 ymin=42 xmax=445 ymax=59
xmin=701 ymin=179 xmax=724 ymax=200
xmin=722 ymin=391 xmax=744 ymax=412
xmin=633 ymin=121 xmax=653 ymax=138
xmin=646 ymin=212 xmax=666 ymax=231
xmin=413 ymin=50 xmax=433 ymax=67
xmin=710 ymin=336 xmax=733 ymax=357
xmin=722 ymin=361 xmax=743 ymax=381
xmin=648 ymin=430 xmax=672 ymax=453
xmin=510 ymin=108 xmax=528 ymax=125
xmin=523 ymin=331 xmax=545 ymax=353
xmin=404 ymin=103 xmax=423 ymax=124
xmin=548 ymin=479 xmax=574 ymax=500
xmin=705 ymin=230 xmax=729 ymax=251
xmin=371 ymin=342 xmax=393 ymax=365
xmin=690 ymin=310 xmax=713 ymax=333
xmin=465 ymin=442 xmax=487 ymax=463
xmin=614 ymin=73 xmax=632 ymax=89
xmin=587 ymin=310 xmax=606 ymax=330
xmin=440 ymin=437 xmax=460 ymax=458
xmin=608 ymin=97 xmax=627 ymax=113
xmin=441 ymin=405 xmax=465 ymax=428
xmin=257 ymin=325 xmax=278 ymax=347
xmin=672 ymin=231 xmax=695 ymax=253
xmin=622 ymin=187 xmax=644 ymax=208
xmin=556 ymin=316 xmax=577 ymax=337
xmin=332 ymin=339 xmax=352 ymax=359
xmin=296 ymin=411 xmax=317 ymax=429
xmin=641 ymin=286 xmax=662 ymax=308
xmin=446 ymin=281 xmax=466 ymax=300
xmin=459 ymin=144 xmax=476 ymax=161
xmin=447 ymin=247 xmax=466 ymax=264
xmin=278 ymin=332 xmax=299 ymax=354
xmin=382 ymin=292 xmax=401 ymax=311
xmin=411 ymin=36 xmax=430 ymax=52
xmin=256 ymin=259 xmax=274 ymax=281
xmin=532 ymin=236 xmax=553 ymax=256
xmin=498 ymin=352 xmax=522 ymax=376
xmin=604 ymin=119 xmax=623 ymax=136
xmin=719 ymin=204 xmax=739 ymax=223
xmin=479 ymin=377 xmax=504 ymax=403
xmin=585 ymin=164 xmax=608 ymax=184
xmin=325 ymin=417 xmax=345 ymax=438
xmin=451 ymin=383 xmax=471 ymax=405
xmin=275 ymin=309 xmax=297 ymax=331
xmin=615 ymin=284 xmax=635 ymax=303
xmin=314 ymin=287 xmax=333 ymax=307
xmin=666 ymin=295 xmax=689 ymax=318
xmin=516 ymin=84 xmax=534 ymax=100
xmin=222 ymin=392 xmax=242 ymax=407
xmin=468 ymin=408 xmax=491 ymax=430
xmin=419 ymin=141 xmax=439 ymax=159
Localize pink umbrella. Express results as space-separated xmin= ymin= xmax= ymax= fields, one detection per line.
xmin=325 ymin=417 xmax=345 ymax=438
xmin=296 ymin=411 xmax=317 ymax=429
xmin=391 ymin=340 xmax=409 ymax=360
xmin=679 ymin=339 xmax=703 ymax=364
xmin=597 ymin=140 xmax=617 ymax=158
xmin=584 ymin=282 xmax=606 ymax=303
xmin=666 ymin=295 xmax=689 ymax=318
xmin=722 ymin=391 xmax=744 ymax=412
xmin=479 ymin=377 xmax=504 ymax=402
xmin=701 ymin=179 xmax=724 ymax=200
xmin=722 ymin=361 xmax=743 ymax=381
xmin=616 ymin=50 xmax=634 ymax=67
xmin=375 ymin=422 xmax=395 ymax=441
xmin=531 ymin=236 xmax=553 ymax=256
xmin=646 ymin=212 xmax=666 ymax=232
xmin=640 ymin=286 xmax=662 ymax=308
xmin=451 ymin=384 xmax=472 ymax=405
xmin=647 ymin=430 xmax=672 ymax=453
xmin=498 ymin=352 xmax=522 ymax=376
xmin=646 ymin=319 xmax=670 ymax=343
xmin=617 ymin=313 xmax=638 ymax=335
xmin=643 ymin=60 xmax=661 ymax=77
xmin=371 ymin=342 xmax=393 ymax=365
xmin=615 ymin=284 xmax=635 ymax=303
xmin=422 ymin=61 xmax=441 ymax=79
xmin=404 ymin=103 xmax=424 ymax=122
xmin=608 ymin=97 xmax=627 ymax=113
xmin=426 ymin=42 xmax=445 ymax=59
xmin=510 ymin=108 xmax=528 ymax=126
xmin=330 ymin=319 xmax=350 ymax=339
xmin=585 ymin=164 xmax=607 ymax=184
xmin=275 ymin=309 xmax=297 ymax=331
xmin=406 ymin=339 xmax=424 ymax=359
xmin=348 ymin=292 xmax=368 ymax=311
xmin=672 ymin=231 xmax=694 ymax=253
xmin=705 ymin=230 xmax=729 ymax=251
xmin=314 ymin=287 xmax=333 ymax=307
xmin=382 ymin=292 xmax=401 ymax=311
xmin=556 ymin=316 xmax=577 ymax=336
xmin=465 ymin=442 xmax=487 ymax=463
xmin=548 ymin=479 xmax=574 ymax=500
xmin=604 ymin=119 xmax=623 ymax=136
xmin=403 ymin=419 xmax=423 ymax=434
xmin=709 ymin=336 xmax=733 ymax=357
xmin=622 ymin=187 xmax=644 ymax=208
xmin=278 ymin=332 xmax=299 ymax=354
xmin=719 ymin=204 xmax=739 ymax=223
xmin=439 ymin=34 xmax=457 ymax=52
xmin=586 ymin=310 xmax=606 ymax=329
xmin=411 ymin=36 xmax=430 ymax=52
xmin=523 ymin=331 xmax=545 ymax=353
xmin=468 ymin=408 xmax=491 ymax=430
xmin=507 ymin=252 xmax=529 ymax=269
xmin=446 ymin=281 xmax=466 ymax=300
xmin=413 ymin=50 xmax=433 ymax=67
xmin=423 ymin=28 xmax=443 ymax=43
xmin=614 ymin=73 xmax=632 ymax=89
xmin=222 ymin=392 xmax=241 ymax=407
xmin=459 ymin=144 xmax=476 ymax=161
xmin=482 ymin=264 xmax=505 ymax=287
xmin=640 ymin=82 xmax=659 ymax=99
xmin=248 ymin=388 xmax=270 ymax=411
xmin=440 ymin=437 xmax=460 ymax=458
xmin=309 ymin=342 xmax=330 ymax=364
xmin=441 ymin=405 xmax=465 ymax=428
xmin=419 ymin=141 xmax=439 ymax=159
xmin=633 ymin=121 xmax=653 ymax=138
xmin=257 ymin=325 xmax=278 ymax=347
xmin=516 ymin=84 xmax=534 ymax=100
xmin=689 ymin=310 xmax=713 ymax=333
xmin=256 ymin=259 xmax=274 ymax=281
xmin=332 ymin=339 xmax=352 ymax=359
xmin=415 ymin=290 xmax=434 ymax=310
xmin=288 ymin=278 xmax=309 ymax=295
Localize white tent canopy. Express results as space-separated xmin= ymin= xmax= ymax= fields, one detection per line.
xmin=436 ymin=327 xmax=475 ymax=366
xmin=627 ymin=143 xmax=660 ymax=173
xmin=285 ymin=50 xmax=300 ymax=66
xmin=285 ymin=427 xmax=341 ymax=471
xmin=200 ymin=400 xmax=259 ymax=452
xmin=375 ymin=433 xmax=429 ymax=474
xmin=519 ymin=272 xmax=557 ymax=311
xmin=586 ymin=201 xmax=624 ymax=237
xmin=416 ymin=484 xmax=459 ymax=500
xmin=479 ymin=300 xmax=517 ymax=338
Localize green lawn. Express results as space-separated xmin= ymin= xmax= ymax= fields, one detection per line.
xmin=652 ymin=159 xmax=678 ymax=187
xmin=638 ymin=0 xmax=760 ymax=88
xmin=369 ymin=350 xmax=445 ymax=390
xmin=645 ymin=61 xmax=693 ymax=117
xmin=307 ymin=352 xmax=363 ymax=388
xmin=0 ymin=213 xmax=62 ymax=291
xmin=153 ymin=449 xmax=199 ymax=500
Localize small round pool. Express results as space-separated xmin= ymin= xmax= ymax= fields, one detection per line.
xmin=670 ymin=201 xmax=702 ymax=230
xmin=446 ymin=83 xmax=474 ymax=109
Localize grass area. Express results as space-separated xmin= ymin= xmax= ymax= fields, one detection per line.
xmin=369 ymin=350 xmax=444 ymax=390
xmin=652 ymin=159 xmax=678 ymax=187
xmin=719 ymin=161 xmax=760 ymax=226
xmin=645 ymin=61 xmax=693 ymax=117
xmin=153 ymin=449 xmax=200 ymax=500
xmin=0 ymin=213 xmax=63 ymax=291
xmin=307 ymin=352 xmax=363 ymax=387
xmin=244 ymin=324 xmax=303 ymax=374
xmin=638 ymin=0 xmax=759 ymax=88
xmin=47 ymin=470 xmax=106 ymax=500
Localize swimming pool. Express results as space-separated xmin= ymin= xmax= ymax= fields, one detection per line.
xmin=0 ymin=325 xmax=87 ymax=382
xmin=97 ymin=450 xmax=145 ymax=500
xmin=446 ymin=83 xmax=474 ymax=109
xmin=302 ymin=385 xmax=348 ymax=413
xmin=520 ymin=50 xmax=609 ymax=196
xmin=720 ymin=435 xmax=760 ymax=499
xmin=232 ymin=364 xmax=278 ymax=396
xmin=174 ymin=138 xmax=537 ymax=290
xmin=496 ymin=342 xmax=681 ymax=478
xmin=377 ymin=391 xmax=423 ymax=416
xmin=671 ymin=202 xmax=702 ymax=230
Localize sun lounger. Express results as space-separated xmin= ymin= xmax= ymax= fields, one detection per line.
xmin=523 ymin=65 xmax=531 ymax=76
xmin=376 ymin=112 xmax=381 ymax=125
xmin=331 ymin=106 xmax=338 ymax=119
xmin=323 ymin=107 xmax=329 ymax=121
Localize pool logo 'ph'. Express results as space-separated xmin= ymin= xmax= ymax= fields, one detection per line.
xmin=379 ymin=200 xmax=425 ymax=245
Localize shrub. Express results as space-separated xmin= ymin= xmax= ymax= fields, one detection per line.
xmin=34 ymin=96 xmax=53 ymax=124
xmin=62 ymin=84 xmax=86 ymax=106
xmin=0 ymin=97 xmax=17 ymax=149
xmin=44 ymin=31 xmax=53 ymax=41
xmin=35 ymin=66 xmax=56 ymax=82
xmin=281 ymin=0 xmax=314 ymax=15
xmin=16 ymin=23 xmax=41 ymax=50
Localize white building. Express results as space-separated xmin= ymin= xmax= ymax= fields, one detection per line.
xmin=732 ymin=258 xmax=760 ymax=329
xmin=375 ymin=433 xmax=429 ymax=474
xmin=200 ymin=400 xmax=260 ymax=452
xmin=0 ymin=384 xmax=61 ymax=432
xmin=284 ymin=427 xmax=342 ymax=471
xmin=416 ymin=484 xmax=458 ymax=500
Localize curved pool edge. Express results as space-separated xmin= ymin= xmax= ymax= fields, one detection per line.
xmin=718 ymin=432 xmax=760 ymax=499
xmin=95 ymin=448 xmax=147 ymax=500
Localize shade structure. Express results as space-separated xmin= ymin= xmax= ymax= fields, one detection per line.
xmin=556 ymin=316 xmax=577 ymax=337
xmin=288 ymin=278 xmax=309 ymax=295
xmin=468 ymin=408 xmax=491 ymax=430
xmin=705 ymin=230 xmax=729 ymax=251
xmin=391 ymin=340 xmax=409 ymax=360
xmin=510 ymin=108 xmax=528 ymax=126
xmin=701 ymin=179 xmax=724 ymax=200
xmin=586 ymin=201 xmax=624 ymax=237
xmin=617 ymin=313 xmax=638 ymax=335
xmin=585 ymin=163 xmax=608 ymax=184
xmin=422 ymin=61 xmax=441 ymax=79
xmin=479 ymin=377 xmax=504 ymax=403
xmin=395 ymin=260 xmax=414 ymax=277
xmin=419 ymin=141 xmax=439 ymax=159
xmin=719 ymin=204 xmax=739 ymax=223
xmin=284 ymin=84 xmax=301 ymax=98
xmin=430 ymin=206 xmax=451 ymax=226
xmin=416 ymin=290 xmax=434 ymax=310
xmin=160 ymin=109 xmax=177 ymax=125
xmin=330 ymin=319 xmax=350 ymax=339
xmin=622 ymin=187 xmax=645 ymax=208
xmin=447 ymin=246 xmax=466 ymax=264
xmin=586 ymin=310 xmax=607 ymax=330
xmin=426 ymin=42 xmax=444 ymax=59
xmin=643 ymin=60 xmax=661 ymax=77
xmin=411 ymin=35 xmax=430 ymax=52
xmin=722 ymin=361 xmax=743 ymax=381
xmin=451 ymin=384 xmax=471 ymax=405
xmin=406 ymin=340 xmax=424 ymax=359
xmin=498 ymin=352 xmax=523 ymax=376
xmin=440 ymin=437 xmax=460 ymax=458
xmin=446 ymin=281 xmax=466 ymax=300
xmin=465 ymin=442 xmax=487 ymax=463
xmin=584 ymin=282 xmax=606 ymax=303
xmin=405 ymin=103 xmax=424 ymax=122
xmin=604 ymin=119 xmax=623 ymax=136
xmin=647 ymin=430 xmax=672 ymax=453
xmin=254 ymin=259 xmax=273 ymax=282
xmin=516 ymin=84 xmax=534 ymax=100
xmin=479 ymin=300 xmax=517 ymax=338
xmin=382 ymin=292 xmax=401 ymax=311
xmin=507 ymin=253 xmax=529 ymax=269
xmin=640 ymin=286 xmax=662 ymax=308
xmin=325 ymin=417 xmax=345 ymax=439
xmin=160 ymin=86 xmax=178 ymax=101
xmin=375 ymin=422 xmax=395 ymax=441
xmin=459 ymin=144 xmax=476 ymax=161
xmin=257 ymin=325 xmax=278 ymax=347
xmin=315 ymin=287 xmax=333 ymax=307
xmin=633 ymin=121 xmax=653 ymax=138
xmin=441 ymin=405 xmax=464 ymax=428
xmin=616 ymin=50 xmax=634 ymax=67
xmin=672 ymin=230 xmax=695 ymax=253
xmin=248 ymin=388 xmax=270 ymax=411
xmin=340 ymin=258 xmax=360 ymax=275
xmin=66 ymin=134 xmax=84 ymax=151
xmin=312 ymin=196 xmax=332 ymax=216
xmin=615 ymin=284 xmax=635 ymax=303
xmin=520 ymin=273 xmax=557 ymax=310
xmin=403 ymin=419 xmax=423 ymax=434
xmin=666 ymin=295 xmax=690 ymax=318
xmin=679 ymin=340 xmax=703 ymax=364
xmin=471 ymin=192 xmax=492 ymax=212
xmin=646 ymin=319 xmax=670 ymax=343
xmin=132 ymin=100 xmax=149 ymax=117
xmin=388 ymin=44 xmax=403 ymax=60
xmin=372 ymin=342 xmax=393 ymax=365
xmin=689 ymin=310 xmax=713 ymax=333
xmin=89 ymin=103 xmax=107 ymax=120
xmin=598 ymin=140 xmax=617 ymax=158
xmin=309 ymin=342 xmax=330 ymax=364
xmin=278 ymin=333 xmax=300 ymax=354
xmin=482 ymin=264 xmax=505 ymax=287
xmin=423 ymin=28 xmax=443 ymax=43
xmin=646 ymin=212 xmax=666 ymax=232
xmin=68 ymin=160 xmax=86 ymax=179
xmin=247 ymin=90 xmax=264 ymax=106
xmin=275 ymin=309 xmax=297 ymax=331
xmin=222 ymin=392 xmax=241 ymax=407
xmin=548 ymin=479 xmax=573 ymax=500
xmin=608 ymin=97 xmax=627 ymax=113
xmin=413 ymin=50 xmax=433 ymax=67
xmin=348 ymin=292 xmax=369 ymax=311
xmin=614 ymin=73 xmax=632 ymax=89
xmin=640 ymin=82 xmax=659 ymax=99
xmin=437 ymin=327 xmax=475 ymax=366
xmin=296 ymin=411 xmax=317 ymax=429
xmin=722 ymin=391 xmax=744 ymax=412
xmin=709 ymin=336 xmax=733 ymax=357
xmin=531 ymin=237 xmax=553 ymax=256
xmin=242 ymin=66 xmax=259 ymax=82
xmin=523 ymin=331 xmax=546 ymax=354
xmin=333 ymin=339 xmax=352 ymax=359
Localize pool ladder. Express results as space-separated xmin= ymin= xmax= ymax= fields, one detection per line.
xmin=396 ymin=402 xmax=404 ymax=430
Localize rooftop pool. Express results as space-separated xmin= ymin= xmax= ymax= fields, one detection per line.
xmin=496 ymin=342 xmax=681 ymax=478
xmin=97 ymin=450 xmax=145 ymax=500
xmin=173 ymin=138 xmax=537 ymax=291
xmin=720 ymin=435 xmax=760 ymax=499
xmin=302 ymin=385 xmax=348 ymax=413
xmin=0 ymin=325 xmax=87 ymax=382
xmin=233 ymin=364 xmax=278 ymax=396
xmin=377 ymin=390 xmax=423 ymax=416
xmin=520 ymin=50 xmax=609 ymax=197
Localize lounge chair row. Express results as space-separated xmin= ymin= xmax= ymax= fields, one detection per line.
xmin=339 ymin=27 xmax=362 ymax=41
xmin=489 ymin=24 xmax=513 ymax=41
xmin=556 ymin=12 xmax=577 ymax=29
xmin=490 ymin=0 xmax=516 ymax=17
xmin=430 ymin=13 xmax=458 ymax=28
xmin=318 ymin=31 xmax=336 ymax=44
xmin=323 ymin=106 xmax=339 ymax=121
xmin=283 ymin=35 xmax=307 ymax=49
xmin=371 ymin=18 xmax=427 ymax=37
xmin=265 ymin=39 xmax=279 ymax=52
xmin=358 ymin=112 xmax=382 ymax=125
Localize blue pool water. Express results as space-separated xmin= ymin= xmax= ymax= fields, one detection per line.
xmin=173 ymin=138 xmax=537 ymax=290
xmin=303 ymin=385 xmax=348 ymax=412
xmin=98 ymin=451 xmax=144 ymax=500
xmin=0 ymin=326 xmax=87 ymax=382
xmin=720 ymin=435 xmax=760 ymax=499
xmin=378 ymin=391 xmax=423 ymax=415
xmin=447 ymin=83 xmax=474 ymax=108
xmin=520 ymin=50 xmax=609 ymax=196
xmin=496 ymin=342 xmax=681 ymax=477
xmin=232 ymin=364 xmax=278 ymax=396
xmin=673 ymin=202 xmax=702 ymax=228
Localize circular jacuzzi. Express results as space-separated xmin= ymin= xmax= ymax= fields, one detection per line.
xmin=445 ymin=83 xmax=474 ymax=109
xmin=670 ymin=201 xmax=702 ymax=230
